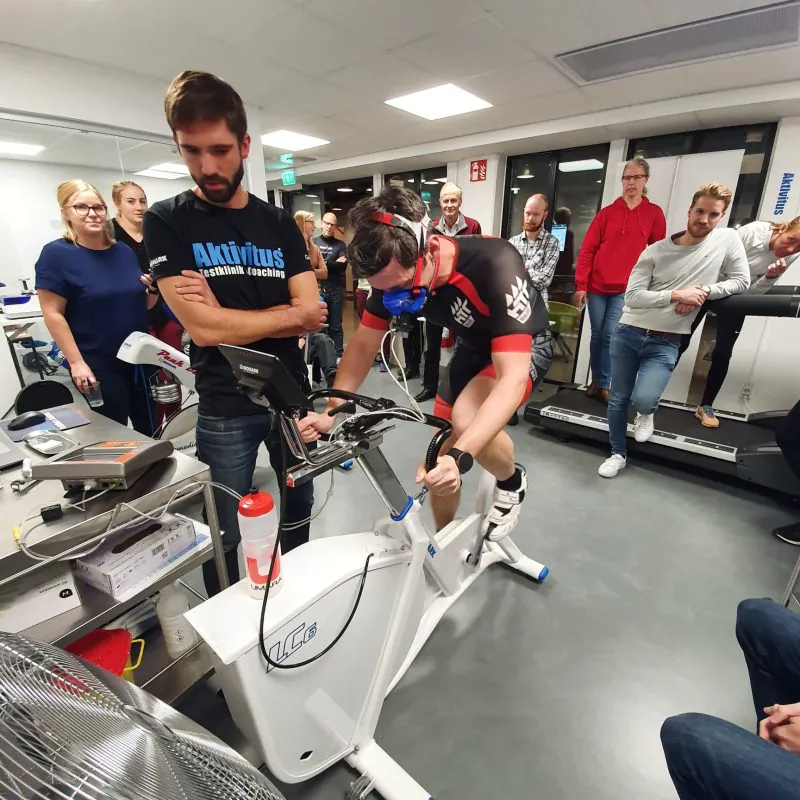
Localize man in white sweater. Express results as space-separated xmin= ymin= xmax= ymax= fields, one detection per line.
xmin=599 ymin=182 xmax=750 ymax=478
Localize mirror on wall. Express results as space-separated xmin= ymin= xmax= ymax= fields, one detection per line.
xmin=0 ymin=116 xmax=196 ymax=293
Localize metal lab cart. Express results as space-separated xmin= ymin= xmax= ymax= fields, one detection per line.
xmin=0 ymin=407 xmax=229 ymax=704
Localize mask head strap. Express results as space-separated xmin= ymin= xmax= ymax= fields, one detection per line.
xmin=368 ymin=211 xmax=430 ymax=286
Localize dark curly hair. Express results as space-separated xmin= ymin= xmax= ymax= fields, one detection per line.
xmin=347 ymin=187 xmax=427 ymax=278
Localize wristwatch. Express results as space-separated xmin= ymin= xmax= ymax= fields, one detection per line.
xmin=447 ymin=447 xmax=474 ymax=474
xmin=702 ymin=285 xmax=711 ymax=296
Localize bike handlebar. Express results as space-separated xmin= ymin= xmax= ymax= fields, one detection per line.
xmin=306 ymin=388 xmax=453 ymax=471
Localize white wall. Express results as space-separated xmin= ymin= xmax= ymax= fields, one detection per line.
xmin=0 ymin=159 xmax=192 ymax=289
xmin=455 ymin=154 xmax=506 ymax=235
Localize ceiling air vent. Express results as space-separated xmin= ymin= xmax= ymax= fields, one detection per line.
xmin=554 ymin=1 xmax=800 ymax=84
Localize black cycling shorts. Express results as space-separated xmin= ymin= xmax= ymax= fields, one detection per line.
xmin=433 ymin=329 xmax=553 ymax=421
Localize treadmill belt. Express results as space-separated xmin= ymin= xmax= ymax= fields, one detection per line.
xmin=547 ymin=389 xmax=771 ymax=449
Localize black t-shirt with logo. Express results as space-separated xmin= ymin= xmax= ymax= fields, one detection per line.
xmin=144 ymin=191 xmax=311 ymax=417
xmin=363 ymin=235 xmax=548 ymax=357
xmin=314 ymin=234 xmax=348 ymax=289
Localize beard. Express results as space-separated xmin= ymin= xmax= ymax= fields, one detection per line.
xmin=523 ymin=220 xmax=541 ymax=233
xmin=687 ymin=221 xmax=712 ymax=239
xmin=197 ymin=161 xmax=245 ymax=204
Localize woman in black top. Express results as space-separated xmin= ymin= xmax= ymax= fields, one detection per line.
xmin=111 ymin=180 xmax=149 ymax=271
xmin=112 ymin=180 xmax=183 ymax=424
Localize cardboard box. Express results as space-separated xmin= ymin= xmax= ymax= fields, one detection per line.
xmin=0 ymin=562 xmax=81 ymax=633
xmin=75 ymin=514 xmax=196 ymax=599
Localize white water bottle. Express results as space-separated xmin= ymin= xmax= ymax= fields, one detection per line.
xmin=238 ymin=490 xmax=283 ymax=600
xmin=156 ymin=582 xmax=198 ymax=659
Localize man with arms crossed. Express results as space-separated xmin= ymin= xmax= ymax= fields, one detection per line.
xmin=598 ymin=182 xmax=750 ymax=478
xmin=300 ymin=187 xmax=549 ymax=539
xmin=144 ymin=71 xmax=327 ymax=594
xmin=315 ymin=212 xmax=348 ymax=358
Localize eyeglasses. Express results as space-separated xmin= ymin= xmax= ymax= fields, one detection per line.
xmin=622 ymin=175 xmax=647 ymax=182
xmin=69 ymin=203 xmax=108 ymax=217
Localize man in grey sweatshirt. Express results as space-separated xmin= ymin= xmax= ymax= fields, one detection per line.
xmin=598 ymin=182 xmax=750 ymax=478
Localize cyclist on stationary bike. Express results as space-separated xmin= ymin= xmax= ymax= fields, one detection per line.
xmin=299 ymin=187 xmax=549 ymax=540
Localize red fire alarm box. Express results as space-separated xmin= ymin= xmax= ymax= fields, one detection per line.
xmin=470 ymin=159 xmax=487 ymax=182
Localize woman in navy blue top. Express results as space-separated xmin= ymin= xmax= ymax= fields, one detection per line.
xmin=36 ymin=180 xmax=156 ymax=434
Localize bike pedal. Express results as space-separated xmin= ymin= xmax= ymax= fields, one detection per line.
xmin=345 ymin=775 xmax=375 ymax=799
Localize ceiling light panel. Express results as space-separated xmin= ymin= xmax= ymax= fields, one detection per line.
xmin=558 ymin=159 xmax=604 ymax=173
xmin=261 ymin=130 xmax=330 ymax=151
xmin=0 ymin=141 xmax=44 ymax=156
xmin=134 ymin=168 xmax=185 ymax=180
xmin=148 ymin=162 xmax=190 ymax=175
xmin=385 ymin=84 xmax=492 ymax=121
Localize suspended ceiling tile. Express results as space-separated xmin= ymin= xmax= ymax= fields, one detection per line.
xmin=329 ymin=104 xmax=413 ymax=132
xmin=326 ymin=53 xmax=435 ymax=104
xmin=300 ymin=0 xmax=486 ymax=49
xmin=460 ymin=60 xmax=577 ymax=107
xmin=260 ymin=79 xmax=366 ymax=120
xmin=393 ymin=16 xmax=537 ymax=78
xmin=247 ymin=5 xmax=381 ymax=77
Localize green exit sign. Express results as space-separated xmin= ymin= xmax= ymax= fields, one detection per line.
xmin=281 ymin=169 xmax=296 ymax=186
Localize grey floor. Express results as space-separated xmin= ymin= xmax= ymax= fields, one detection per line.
xmin=173 ymin=370 xmax=796 ymax=799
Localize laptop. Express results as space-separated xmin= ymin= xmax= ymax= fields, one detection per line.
xmin=0 ymin=430 xmax=25 ymax=470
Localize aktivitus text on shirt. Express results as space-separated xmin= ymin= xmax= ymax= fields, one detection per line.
xmin=175 ymin=240 xmax=294 ymax=279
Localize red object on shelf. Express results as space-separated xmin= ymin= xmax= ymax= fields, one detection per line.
xmin=66 ymin=628 xmax=132 ymax=677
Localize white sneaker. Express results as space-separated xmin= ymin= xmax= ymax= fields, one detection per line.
xmin=598 ymin=454 xmax=626 ymax=478
xmin=485 ymin=464 xmax=527 ymax=542
xmin=633 ymin=412 xmax=655 ymax=443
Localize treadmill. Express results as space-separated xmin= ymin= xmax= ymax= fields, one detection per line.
xmin=525 ymin=288 xmax=800 ymax=497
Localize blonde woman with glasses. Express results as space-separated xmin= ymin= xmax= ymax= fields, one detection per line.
xmin=35 ymin=179 xmax=157 ymax=433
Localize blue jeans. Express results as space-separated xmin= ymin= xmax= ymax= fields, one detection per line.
xmin=607 ymin=324 xmax=680 ymax=456
xmin=586 ymin=292 xmax=625 ymax=389
xmin=661 ymin=600 xmax=800 ymax=799
xmin=321 ymin=284 xmax=344 ymax=356
xmin=196 ymin=412 xmax=315 ymax=596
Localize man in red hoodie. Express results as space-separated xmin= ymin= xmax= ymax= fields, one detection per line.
xmin=574 ymin=157 xmax=666 ymax=403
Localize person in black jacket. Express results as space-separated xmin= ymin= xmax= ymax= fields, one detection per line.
xmin=314 ymin=212 xmax=347 ymax=357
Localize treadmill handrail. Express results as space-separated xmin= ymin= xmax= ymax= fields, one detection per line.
xmin=708 ymin=291 xmax=800 ymax=318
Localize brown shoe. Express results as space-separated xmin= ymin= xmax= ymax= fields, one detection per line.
xmin=695 ymin=405 xmax=719 ymax=428
xmin=586 ymin=380 xmax=599 ymax=398
xmin=599 ymin=388 xmax=609 ymax=405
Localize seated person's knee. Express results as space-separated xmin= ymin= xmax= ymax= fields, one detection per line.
xmin=735 ymin=597 xmax=774 ymax=641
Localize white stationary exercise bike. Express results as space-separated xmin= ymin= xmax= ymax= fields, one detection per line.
xmin=186 ymin=343 xmax=550 ymax=800
xmin=117 ymin=331 xmax=199 ymax=450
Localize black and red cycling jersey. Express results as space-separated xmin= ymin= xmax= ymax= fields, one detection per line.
xmin=362 ymin=235 xmax=549 ymax=356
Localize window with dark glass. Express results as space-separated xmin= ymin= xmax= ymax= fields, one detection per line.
xmin=385 ymin=167 xmax=448 ymax=220
xmin=502 ymin=144 xmax=610 ymax=383
xmin=628 ymin=123 xmax=777 ymax=226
